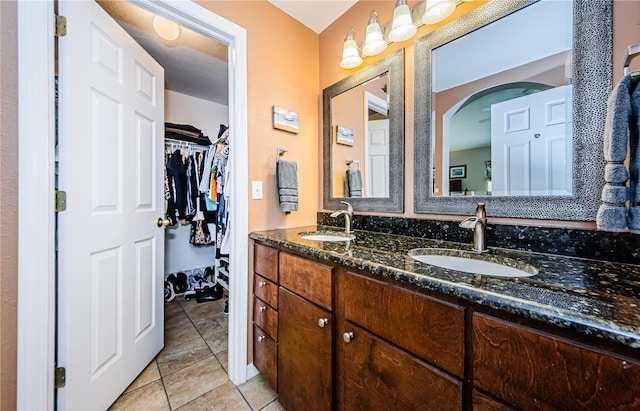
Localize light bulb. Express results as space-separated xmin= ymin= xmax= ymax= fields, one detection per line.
xmin=152 ymin=15 xmax=180 ymax=41
xmin=362 ymin=11 xmax=387 ymax=56
xmin=388 ymin=0 xmax=417 ymax=42
xmin=422 ymin=0 xmax=456 ymax=25
xmin=340 ymin=28 xmax=362 ymax=69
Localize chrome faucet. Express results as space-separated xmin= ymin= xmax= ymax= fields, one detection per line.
xmin=459 ymin=203 xmax=488 ymax=253
xmin=330 ymin=201 xmax=353 ymax=234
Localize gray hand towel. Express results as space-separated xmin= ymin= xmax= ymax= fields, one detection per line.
xmin=346 ymin=169 xmax=363 ymax=198
xmin=597 ymin=75 xmax=633 ymax=232
xmin=276 ymin=159 xmax=298 ymax=213
xmin=628 ymin=75 xmax=640 ymax=233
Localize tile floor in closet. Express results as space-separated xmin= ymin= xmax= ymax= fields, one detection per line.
xmin=110 ymin=296 xmax=282 ymax=410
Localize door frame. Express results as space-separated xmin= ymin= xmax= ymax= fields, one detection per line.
xmin=17 ymin=2 xmax=249 ymax=409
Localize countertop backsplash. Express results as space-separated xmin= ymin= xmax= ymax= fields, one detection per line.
xmin=317 ymin=212 xmax=640 ymax=265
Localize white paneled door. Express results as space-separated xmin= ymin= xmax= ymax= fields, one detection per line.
xmin=366 ymin=119 xmax=390 ymax=198
xmin=57 ymin=1 xmax=165 ymax=409
xmin=491 ymin=85 xmax=573 ymax=196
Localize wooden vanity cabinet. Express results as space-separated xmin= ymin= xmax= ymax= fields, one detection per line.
xmin=278 ymin=252 xmax=334 ymax=411
xmin=252 ymin=244 xmax=279 ymax=391
xmin=252 ymin=242 xmax=640 ymax=411
xmin=472 ymin=313 xmax=640 ymax=410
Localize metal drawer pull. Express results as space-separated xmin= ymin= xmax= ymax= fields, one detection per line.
xmin=259 ymin=306 xmax=266 ymax=312
xmin=318 ymin=318 xmax=329 ymax=328
xmin=258 ymin=281 xmax=266 ymax=287
xmin=258 ymin=335 xmax=265 ymax=343
xmin=343 ymin=332 xmax=354 ymax=343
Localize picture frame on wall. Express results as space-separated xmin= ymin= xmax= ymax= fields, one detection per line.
xmin=336 ymin=125 xmax=354 ymax=146
xmin=273 ymin=105 xmax=299 ymax=134
xmin=449 ymin=165 xmax=467 ymax=179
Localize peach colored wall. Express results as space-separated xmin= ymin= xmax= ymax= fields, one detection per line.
xmin=319 ymin=0 xmax=639 ymax=229
xmin=197 ymin=0 xmax=320 ymax=233
xmin=0 ymin=1 xmax=18 ymax=408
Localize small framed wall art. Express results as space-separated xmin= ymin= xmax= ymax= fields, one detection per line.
xmin=272 ymin=105 xmax=299 ymax=134
xmin=335 ymin=125 xmax=354 ymax=146
xmin=449 ymin=165 xmax=467 ymax=179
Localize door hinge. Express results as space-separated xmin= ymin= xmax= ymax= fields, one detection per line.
xmin=55 ymin=367 xmax=66 ymax=389
xmin=55 ymin=14 xmax=67 ymax=37
xmin=55 ymin=190 xmax=67 ymax=212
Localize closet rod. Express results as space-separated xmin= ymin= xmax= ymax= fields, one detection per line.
xmin=165 ymin=138 xmax=209 ymax=152
xmin=623 ymin=43 xmax=640 ymax=75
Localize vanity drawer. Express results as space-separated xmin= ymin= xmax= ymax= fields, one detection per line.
xmin=279 ymin=252 xmax=333 ymax=310
xmin=253 ymin=296 xmax=278 ymax=340
xmin=472 ymin=313 xmax=640 ymax=410
xmin=254 ymin=243 xmax=279 ymax=282
xmin=254 ymin=274 xmax=278 ymax=309
xmin=342 ymin=270 xmax=465 ymax=377
xmin=253 ymin=324 xmax=277 ymax=391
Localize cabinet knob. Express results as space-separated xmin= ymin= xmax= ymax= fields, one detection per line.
xmin=258 ymin=281 xmax=266 ymax=287
xmin=318 ymin=318 xmax=329 ymax=328
xmin=258 ymin=335 xmax=265 ymax=343
xmin=259 ymin=306 xmax=266 ymax=312
xmin=343 ymin=331 xmax=354 ymax=343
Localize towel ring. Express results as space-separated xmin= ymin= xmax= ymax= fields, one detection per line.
xmin=623 ymin=43 xmax=640 ymax=75
xmin=277 ymin=147 xmax=288 ymax=158
xmin=346 ymin=160 xmax=360 ymax=170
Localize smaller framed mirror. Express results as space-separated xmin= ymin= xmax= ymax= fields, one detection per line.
xmin=323 ymin=49 xmax=405 ymax=212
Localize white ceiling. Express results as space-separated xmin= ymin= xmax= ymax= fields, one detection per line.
xmin=267 ymin=0 xmax=358 ymax=34
xmin=98 ymin=1 xmax=229 ymax=105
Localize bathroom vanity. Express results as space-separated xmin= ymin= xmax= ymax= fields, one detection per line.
xmin=250 ymin=226 xmax=640 ymax=410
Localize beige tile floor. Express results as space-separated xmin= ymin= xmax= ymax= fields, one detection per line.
xmin=109 ymin=296 xmax=283 ymax=410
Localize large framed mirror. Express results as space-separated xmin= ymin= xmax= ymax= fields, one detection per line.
xmin=414 ymin=0 xmax=612 ymax=219
xmin=323 ymin=48 xmax=404 ymax=212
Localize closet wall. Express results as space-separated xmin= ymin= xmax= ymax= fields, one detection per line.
xmin=164 ymin=89 xmax=229 ymax=275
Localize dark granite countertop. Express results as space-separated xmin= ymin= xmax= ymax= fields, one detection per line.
xmin=249 ymin=225 xmax=640 ymax=349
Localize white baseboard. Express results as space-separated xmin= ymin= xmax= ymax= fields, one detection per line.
xmin=246 ymin=363 xmax=260 ymax=380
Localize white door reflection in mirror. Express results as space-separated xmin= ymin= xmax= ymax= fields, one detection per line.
xmin=366 ymin=119 xmax=389 ymax=197
xmin=491 ymin=85 xmax=572 ymax=196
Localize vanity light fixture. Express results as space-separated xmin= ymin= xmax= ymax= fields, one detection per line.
xmin=362 ymin=11 xmax=388 ymax=56
xmin=388 ymin=0 xmax=417 ymax=42
xmin=340 ymin=27 xmax=363 ymax=69
xmin=152 ymin=15 xmax=180 ymax=41
xmin=422 ymin=0 xmax=456 ymax=25
xmin=339 ymin=0 xmax=466 ymax=69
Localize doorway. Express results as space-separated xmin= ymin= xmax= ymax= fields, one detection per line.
xmin=16 ymin=2 xmax=249 ymax=409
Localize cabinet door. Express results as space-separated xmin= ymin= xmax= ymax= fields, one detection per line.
xmin=278 ymin=288 xmax=332 ymax=411
xmin=340 ymin=322 xmax=462 ymax=411
xmin=473 ymin=313 xmax=640 ymax=410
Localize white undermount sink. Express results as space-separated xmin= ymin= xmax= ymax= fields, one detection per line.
xmin=408 ymin=249 xmax=538 ymax=278
xmin=299 ymin=231 xmax=354 ymax=242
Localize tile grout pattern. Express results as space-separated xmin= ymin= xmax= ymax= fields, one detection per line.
xmin=109 ymin=296 xmax=282 ymax=411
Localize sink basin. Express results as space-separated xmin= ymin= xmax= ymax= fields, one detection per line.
xmin=299 ymin=231 xmax=354 ymax=242
xmin=408 ymin=249 xmax=538 ymax=278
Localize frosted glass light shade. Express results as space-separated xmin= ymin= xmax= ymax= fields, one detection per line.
xmin=340 ymin=29 xmax=362 ymax=69
xmin=422 ymin=0 xmax=456 ymax=25
xmin=362 ymin=12 xmax=387 ymax=56
xmin=152 ymin=15 xmax=180 ymax=41
xmin=388 ymin=1 xmax=417 ymax=42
